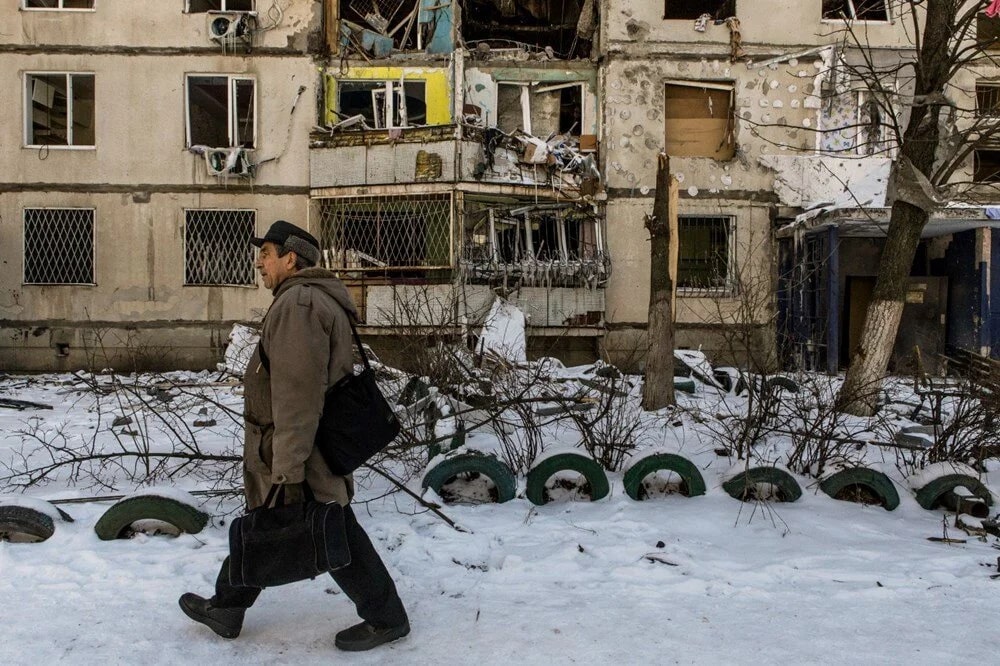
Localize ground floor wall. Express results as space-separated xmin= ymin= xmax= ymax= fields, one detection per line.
xmin=0 ymin=190 xmax=309 ymax=371
xmin=603 ymin=196 xmax=776 ymax=370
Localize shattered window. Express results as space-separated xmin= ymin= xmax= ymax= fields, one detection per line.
xmin=186 ymin=75 xmax=255 ymax=148
xmin=463 ymin=0 xmax=595 ymax=58
xmin=184 ymin=210 xmax=256 ymax=286
xmin=677 ymin=216 xmax=732 ymax=291
xmin=23 ymin=1 xmax=95 ymax=8
xmin=974 ymin=150 xmax=1000 ymax=183
xmin=337 ymin=80 xmax=427 ymax=129
xmin=187 ymin=0 xmax=254 ymax=11
xmin=822 ymin=0 xmax=889 ymax=21
xmin=24 ymin=73 xmax=95 ymax=147
xmin=663 ymin=0 xmax=735 ymax=20
xmin=23 ymin=208 xmax=95 ymax=285
xmin=496 ymin=82 xmax=584 ymax=136
xmin=664 ymin=82 xmax=734 ymax=160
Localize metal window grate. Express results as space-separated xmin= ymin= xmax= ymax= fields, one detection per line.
xmin=184 ymin=209 xmax=256 ymax=286
xmin=23 ymin=208 xmax=94 ymax=284
xmin=677 ymin=215 xmax=732 ymax=295
xmin=977 ymin=84 xmax=1000 ymax=117
xmin=317 ymin=194 xmax=453 ymax=271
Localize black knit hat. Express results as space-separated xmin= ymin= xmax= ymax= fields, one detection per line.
xmin=250 ymin=220 xmax=321 ymax=266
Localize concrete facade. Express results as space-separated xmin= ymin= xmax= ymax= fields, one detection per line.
xmin=4 ymin=1 xmax=997 ymax=372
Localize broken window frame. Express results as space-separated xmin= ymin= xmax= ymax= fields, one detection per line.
xmin=23 ymin=72 xmax=96 ymax=149
xmin=495 ymin=81 xmax=587 ymax=137
xmin=663 ymin=80 xmax=736 ymax=161
xmin=185 ymin=0 xmax=254 ymax=12
xmin=821 ymin=0 xmax=891 ymax=22
xmin=183 ymin=209 xmax=257 ymax=286
xmin=481 ymin=209 xmax=602 ymax=264
xmin=22 ymin=207 xmax=96 ymax=286
xmin=974 ymin=149 xmax=1000 ymax=183
xmin=185 ymin=74 xmax=256 ymax=148
xmin=336 ymin=79 xmax=427 ymax=130
xmin=676 ymin=215 xmax=735 ymax=295
xmin=22 ymin=0 xmax=96 ymax=10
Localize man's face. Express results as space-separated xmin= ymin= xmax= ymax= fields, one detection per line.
xmin=255 ymin=241 xmax=297 ymax=291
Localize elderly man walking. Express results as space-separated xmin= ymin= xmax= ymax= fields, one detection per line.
xmin=179 ymin=220 xmax=409 ymax=652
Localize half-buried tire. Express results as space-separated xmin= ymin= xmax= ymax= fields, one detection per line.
xmin=914 ymin=474 xmax=994 ymax=512
xmin=623 ymin=452 xmax=706 ymax=500
xmin=723 ymin=466 xmax=802 ymax=502
xmin=94 ymin=493 xmax=209 ymax=540
xmin=421 ymin=452 xmax=517 ymax=504
xmin=526 ymin=452 xmax=610 ymax=505
xmin=819 ymin=467 xmax=900 ymax=511
xmin=0 ymin=505 xmax=56 ymax=542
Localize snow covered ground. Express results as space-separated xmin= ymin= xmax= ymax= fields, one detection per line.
xmin=2 ymin=371 xmax=1000 ymax=665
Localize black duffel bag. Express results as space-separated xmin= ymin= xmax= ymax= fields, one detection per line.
xmin=229 ymin=483 xmax=351 ymax=588
xmin=258 ymin=314 xmax=400 ymax=476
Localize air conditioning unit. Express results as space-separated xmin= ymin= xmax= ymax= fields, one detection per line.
xmin=204 ymin=147 xmax=255 ymax=177
xmin=207 ymin=11 xmax=256 ymax=44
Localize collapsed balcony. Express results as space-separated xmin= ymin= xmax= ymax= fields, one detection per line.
xmin=460 ymin=197 xmax=609 ymax=290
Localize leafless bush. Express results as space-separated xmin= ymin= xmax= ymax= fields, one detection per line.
xmin=563 ymin=373 xmax=649 ymax=471
xmin=923 ymin=378 xmax=1000 ymax=469
xmin=1 ymin=370 xmax=243 ymax=493
xmin=783 ymin=373 xmax=884 ymax=478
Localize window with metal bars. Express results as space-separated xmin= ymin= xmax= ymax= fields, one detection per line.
xmin=186 ymin=75 xmax=255 ymax=148
xmin=677 ymin=215 xmax=733 ymax=294
xmin=24 ymin=73 xmax=95 ymax=147
xmin=977 ymin=83 xmax=1000 ymax=117
xmin=317 ymin=194 xmax=452 ymax=272
xmin=184 ymin=209 xmax=256 ymax=286
xmin=23 ymin=208 xmax=95 ymax=285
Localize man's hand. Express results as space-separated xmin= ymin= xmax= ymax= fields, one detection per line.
xmin=280 ymin=482 xmax=306 ymax=505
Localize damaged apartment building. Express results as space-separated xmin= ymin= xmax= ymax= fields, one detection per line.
xmin=601 ymin=1 xmax=1000 ymax=372
xmin=0 ymin=0 xmax=605 ymax=370
xmin=7 ymin=0 xmax=1000 ymax=373
xmin=312 ymin=0 xmax=606 ymax=363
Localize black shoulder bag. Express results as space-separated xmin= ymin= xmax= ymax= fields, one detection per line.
xmin=257 ymin=311 xmax=400 ymax=476
xmin=229 ymin=482 xmax=351 ymax=588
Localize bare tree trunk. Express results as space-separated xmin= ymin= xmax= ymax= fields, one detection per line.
xmin=838 ymin=0 xmax=955 ymax=415
xmin=839 ymin=201 xmax=927 ymax=414
xmin=642 ymin=153 xmax=675 ymax=410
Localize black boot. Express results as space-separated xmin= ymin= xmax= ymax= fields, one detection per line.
xmin=335 ymin=620 xmax=410 ymax=652
xmin=178 ymin=593 xmax=245 ymax=639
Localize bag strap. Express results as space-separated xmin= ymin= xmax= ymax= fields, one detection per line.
xmin=256 ymin=307 xmax=369 ymax=375
xmin=263 ymin=481 xmax=316 ymax=507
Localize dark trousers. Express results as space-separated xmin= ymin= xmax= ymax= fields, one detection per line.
xmin=213 ymin=505 xmax=408 ymax=629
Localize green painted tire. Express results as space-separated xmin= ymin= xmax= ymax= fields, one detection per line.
xmin=0 ymin=505 xmax=56 ymax=542
xmin=723 ymin=466 xmax=802 ymax=503
xmin=525 ymin=452 xmax=610 ymax=505
xmin=421 ymin=452 xmax=516 ymax=504
xmin=763 ymin=376 xmax=799 ymax=393
xmin=94 ymin=495 xmax=209 ymax=541
xmin=914 ymin=474 xmax=994 ymax=511
xmin=819 ymin=467 xmax=900 ymax=511
xmin=623 ymin=453 xmax=706 ymax=500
